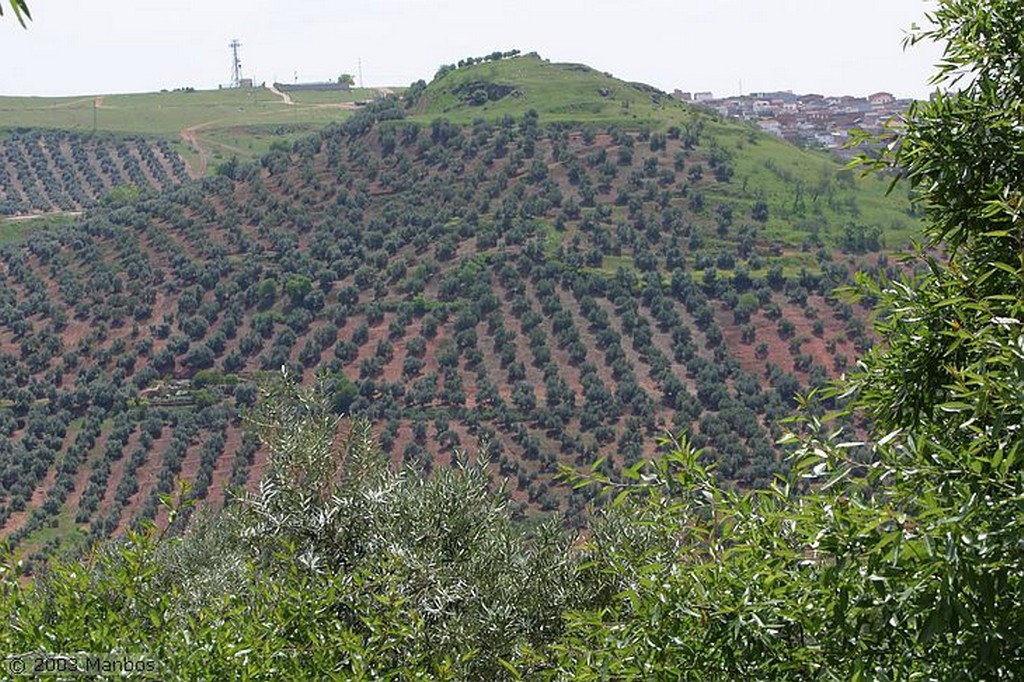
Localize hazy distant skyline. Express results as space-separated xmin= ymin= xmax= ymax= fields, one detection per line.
xmin=1 ymin=0 xmax=942 ymax=99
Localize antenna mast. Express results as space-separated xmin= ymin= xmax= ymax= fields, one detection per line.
xmin=229 ymin=39 xmax=243 ymax=88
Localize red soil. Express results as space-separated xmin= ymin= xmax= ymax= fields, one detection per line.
xmin=113 ymin=425 xmax=172 ymax=536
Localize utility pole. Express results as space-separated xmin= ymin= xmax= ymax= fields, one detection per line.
xmin=358 ymin=58 xmax=363 ymax=89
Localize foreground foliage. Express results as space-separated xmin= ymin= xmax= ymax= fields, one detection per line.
xmin=0 ymin=0 xmax=29 ymax=27
xmin=1 ymin=353 xmax=1019 ymax=680
xmin=1 ymin=1 xmax=1022 ymax=679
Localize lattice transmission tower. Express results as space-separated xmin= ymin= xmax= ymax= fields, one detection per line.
xmin=229 ymin=39 xmax=243 ymax=88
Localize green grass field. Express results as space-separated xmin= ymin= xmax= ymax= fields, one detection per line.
xmin=284 ymin=87 xmax=385 ymax=105
xmin=0 ymin=213 xmax=77 ymax=245
xmin=710 ymin=126 xmax=917 ymax=246
xmin=0 ymin=88 xmax=288 ymax=135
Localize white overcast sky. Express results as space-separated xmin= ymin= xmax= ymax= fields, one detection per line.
xmin=1 ymin=0 xmax=942 ymax=98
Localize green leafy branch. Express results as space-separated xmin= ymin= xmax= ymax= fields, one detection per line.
xmin=0 ymin=0 xmax=31 ymax=26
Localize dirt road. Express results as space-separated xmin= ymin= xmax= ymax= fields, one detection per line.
xmin=269 ymin=83 xmax=294 ymax=106
xmin=179 ymin=124 xmax=209 ymax=178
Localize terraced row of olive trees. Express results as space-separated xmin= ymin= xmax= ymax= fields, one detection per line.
xmin=0 ymin=130 xmax=188 ymax=214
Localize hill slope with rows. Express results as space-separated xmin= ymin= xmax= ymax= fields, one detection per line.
xmin=0 ymin=61 xmax=916 ymax=570
xmin=0 ymin=129 xmax=189 ymax=215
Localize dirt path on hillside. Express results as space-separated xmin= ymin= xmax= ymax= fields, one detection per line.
xmin=3 ymin=210 xmax=82 ymax=222
xmin=45 ymin=97 xmax=94 ymax=109
xmin=269 ymin=83 xmax=294 ymax=105
xmin=180 ymin=124 xmax=209 ymax=178
xmin=176 ymin=88 xmax=378 ymax=178
xmin=202 ymin=137 xmax=250 ymax=157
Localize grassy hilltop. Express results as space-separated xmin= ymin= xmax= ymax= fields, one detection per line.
xmin=412 ymin=53 xmax=684 ymax=126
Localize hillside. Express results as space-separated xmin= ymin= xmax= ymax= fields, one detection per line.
xmin=412 ymin=54 xmax=919 ymax=247
xmin=0 ymin=86 xmax=389 ymax=242
xmin=0 ymin=61 xmax=916 ymax=568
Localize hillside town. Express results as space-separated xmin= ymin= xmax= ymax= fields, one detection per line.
xmin=675 ymin=89 xmax=914 ymax=157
